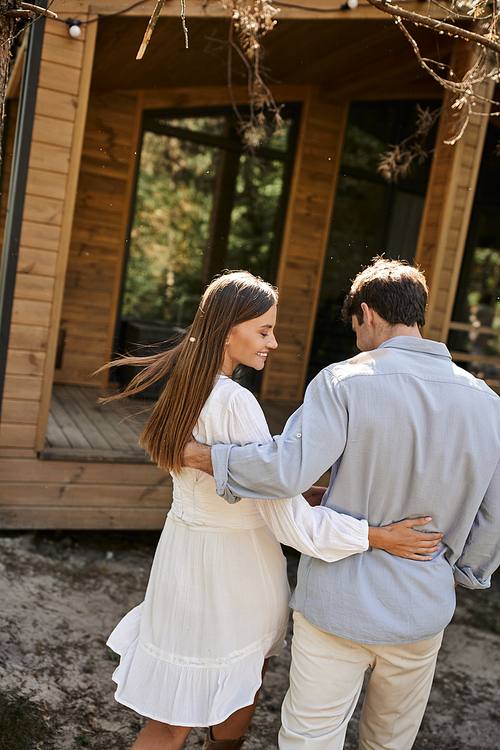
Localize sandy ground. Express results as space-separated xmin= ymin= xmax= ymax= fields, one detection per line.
xmin=1 ymin=530 xmax=499 ymax=750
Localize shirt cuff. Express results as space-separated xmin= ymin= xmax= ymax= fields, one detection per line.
xmin=453 ymin=564 xmax=491 ymax=590
xmin=212 ymin=443 xmax=242 ymax=504
xmin=356 ymin=518 xmax=370 ymax=551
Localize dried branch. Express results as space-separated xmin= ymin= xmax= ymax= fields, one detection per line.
xmin=4 ymin=3 xmax=57 ymax=18
xmin=21 ymin=2 xmax=57 ymax=16
xmin=365 ymin=0 xmax=500 ymax=55
xmin=378 ymin=25 xmax=500 ymax=182
xmin=378 ymin=103 xmax=442 ymax=181
xmin=136 ymin=0 xmax=167 ymax=60
xmin=134 ymin=0 xmax=500 ymax=154
xmin=230 ymin=0 xmax=279 ymax=57
xmin=3 ymin=1 xmax=57 ymax=18
xmin=221 ymin=0 xmax=283 ymax=148
xmin=4 ymin=8 xmax=34 ymax=16
xmin=373 ymin=0 xmax=499 ymax=182
xmin=206 ymin=31 xmax=283 ymax=151
xmin=396 ymin=18 xmax=497 ymax=101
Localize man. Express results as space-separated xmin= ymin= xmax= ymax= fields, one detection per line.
xmin=184 ymin=258 xmax=500 ymax=750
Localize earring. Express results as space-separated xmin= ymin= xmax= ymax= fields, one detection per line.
xmin=225 ymin=340 xmax=229 ymax=345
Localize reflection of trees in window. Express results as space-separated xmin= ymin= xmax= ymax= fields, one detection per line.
xmin=450 ymin=244 xmax=500 ymax=381
xmin=308 ymin=101 xmax=437 ymax=382
xmin=122 ymin=130 xmax=217 ymax=326
xmin=121 ymin=108 xmax=297 ymax=329
xmin=465 ymin=246 xmax=500 ymax=354
xmin=449 ymin=238 xmax=500 ymax=372
xmin=227 ymin=155 xmax=285 ymax=279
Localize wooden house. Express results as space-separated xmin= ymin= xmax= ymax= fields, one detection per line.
xmin=0 ymin=0 xmax=498 ymax=529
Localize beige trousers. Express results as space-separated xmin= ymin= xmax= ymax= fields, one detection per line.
xmin=279 ymin=612 xmax=443 ymax=750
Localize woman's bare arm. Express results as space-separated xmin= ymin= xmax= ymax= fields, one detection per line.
xmin=302 ymin=485 xmax=327 ymax=507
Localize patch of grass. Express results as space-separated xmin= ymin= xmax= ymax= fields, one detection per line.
xmin=104 ymin=648 xmax=120 ymax=662
xmin=75 ymin=733 xmax=92 ymax=747
xmin=0 ymin=690 xmax=54 ymax=750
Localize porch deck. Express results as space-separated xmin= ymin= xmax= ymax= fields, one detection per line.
xmin=42 ymin=385 xmax=300 ymax=463
xmin=42 ymin=385 xmax=153 ymax=462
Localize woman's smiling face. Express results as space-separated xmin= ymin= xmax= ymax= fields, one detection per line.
xmin=223 ymin=304 xmax=278 ymax=376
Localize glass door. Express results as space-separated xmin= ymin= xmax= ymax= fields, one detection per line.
xmin=307 ymin=100 xmax=438 ymax=382
xmin=116 ymin=106 xmax=299 ymax=394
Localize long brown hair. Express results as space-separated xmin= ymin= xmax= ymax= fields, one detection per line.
xmin=99 ymin=271 xmax=278 ymax=473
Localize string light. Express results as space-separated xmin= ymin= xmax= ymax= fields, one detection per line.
xmin=66 ymin=19 xmax=82 ymax=37
xmin=56 ymin=0 xmax=147 ymax=39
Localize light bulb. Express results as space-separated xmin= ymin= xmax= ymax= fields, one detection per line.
xmin=68 ymin=22 xmax=82 ymax=38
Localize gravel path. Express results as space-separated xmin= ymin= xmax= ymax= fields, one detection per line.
xmin=1 ymin=531 xmax=499 ymax=750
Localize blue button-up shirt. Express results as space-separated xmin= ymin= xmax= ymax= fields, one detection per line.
xmin=212 ymin=337 xmax=500 ymax=644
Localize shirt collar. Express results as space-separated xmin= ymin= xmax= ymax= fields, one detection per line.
xmin=378 ymin=336 xmax=452 ymax=360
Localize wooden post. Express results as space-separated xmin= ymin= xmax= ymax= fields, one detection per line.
xmin=34 ymin=13 xmax=98 ymax=451
xmin=414 ymin=40 xmax=494 ymax=342
xmin=260 ymin=87 xmax=349 ymax=402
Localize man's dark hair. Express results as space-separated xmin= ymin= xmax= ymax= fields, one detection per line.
xmin=342 ymin=257 xmax=428 ymax=328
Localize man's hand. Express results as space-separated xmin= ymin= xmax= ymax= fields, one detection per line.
xmin=302 ymin=486 xmax=328 ymax=507
xmin=182 ymin=438 xmax=214 ymax=475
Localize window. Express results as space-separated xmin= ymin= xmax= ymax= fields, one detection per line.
xmin=120 ymin=107 xmax=298 ymax=329
xmin=308 ymin=100 xmax=438 ymax=381
xmin=448 ymin=124 xmax=500 ymax=392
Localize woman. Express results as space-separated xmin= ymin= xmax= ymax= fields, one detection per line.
xmin=104 ymin=271 xmax=441 ymax=750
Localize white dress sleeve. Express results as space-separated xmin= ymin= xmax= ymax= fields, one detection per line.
xmin=224 ymin=384 xmax=368 ymax=563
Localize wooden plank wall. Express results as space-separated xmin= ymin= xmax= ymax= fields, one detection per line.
xmin=55 ymin=89 xmax=142 ymax=386
xmin=0 ymin=458 xmax=172 ymax=529
xmin=260 ymin=88 xmax=349 ymax=402
xmin=0 ymin=11 xmax=96 ymax=457
xmin=415 ymin=41 xmax=494 ymax=342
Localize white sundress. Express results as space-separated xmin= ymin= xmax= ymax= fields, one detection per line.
xmin=107 ymin=375 xmax=368 ymax=727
